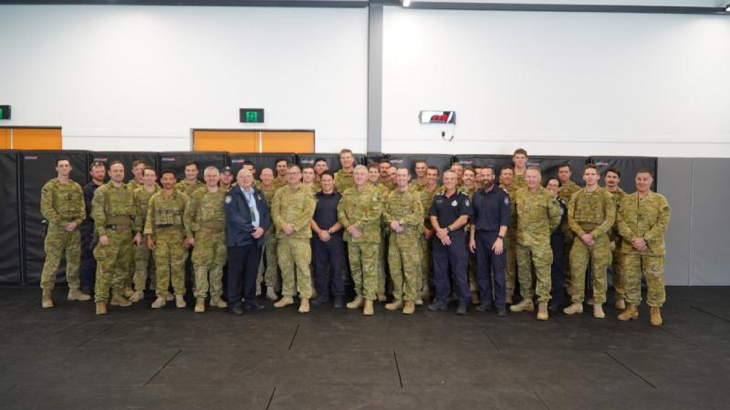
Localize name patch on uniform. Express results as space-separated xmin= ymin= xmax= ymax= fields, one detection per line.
xmin=225 ymin=195 xmax=232 ymax=204
xmin=504 ymin=197 xmax=510 ymax=205
xmin=465 ymin=199 xmax=470 ymax=207
xmin=451 ymin=200 xmax=458 ymax=207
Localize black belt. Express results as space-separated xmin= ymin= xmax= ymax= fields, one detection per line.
xmin=105 ymin=224 xmax=130 ymax=231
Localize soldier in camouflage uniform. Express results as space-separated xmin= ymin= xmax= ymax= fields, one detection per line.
xmin=257 ymin=168 xmax=280 ymax=300
xmin=409 ymin=160 xmax=428 ymax=192
xmin=176 ymin=161 xmax=204 ymax=197
xmin=338 ymin=165 xmax=383 ymax=316
xmin=92 ymin=161 xmax=142 ymax=315
xmin=302 ymin=166 xmax=319 ymax=194
xmin=334 ymin=149 xmax=356 ymax=193
xmin=184 ymin=166 xmax=228 ymax=313
xmin=510 ymin=167 xmax=562 ymax=320
xmin=383 ymin=168 xmax=424 ymax=315
xmin=499 ymin=165 xmax=519 ymax=304
xmin=604 ymin=168 xmax=629 ymax=309
xmin=130 ymin=167 xmax=160 ymax=302
xmin=512 ymin=148 xmax=528 ymax=189
xmin=145 ymin=170 xmax=190 ymax=310
xmin=368 ymin=163 xmax=390 ymax=302
xmin=419 ymin=166 xmax=443 ymax=301
xmin=271 ymin=165 xmax=317 ymax=313
xmin=563 ymin=165 xmax=616 ymax=319
xmin=616 ymin=170 xmax=671 ymax=326
xmin=39 ymin=158 xmax=89 ymax=308
xmin=127 ymin=160 xmax=146 ymax=192
xmin=273 ymin=159 xmax=289 ymax=190
xmin=219 ymin=166 xmax=235 ymax=191
xmin=557 ymin=163 xmax=581 ymax=297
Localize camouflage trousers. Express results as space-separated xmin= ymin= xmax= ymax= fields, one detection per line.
xmin=516 ymin=242 xmax=553 ymax=302
xmin=569 ymin=234 xmax=611 ymax=304
xmin=610 ymin=241 xmax=625 ymax=301
xmin=257 ymin=232 xmax=279 ymax=289
xmin=153 ymin=228 xmax=187 ymax=298
xmin=41 ymin=225 xmax=81 ymax=291
xmin=420 ymin=235 xmax=432 ymax=293
xmin=563 ymin=232 xmax=574 ymax=296
xmin=277 ymin=237 xmax=313 ymax=299
xmin=377 ymin=231 xmax=387 ymax=296
xmin=388 ymin=234 xmax=422 ymax=301
xmin=192 ymin=230 xmax=227 ymax=299
xmin=348 ymin=241 xmax=379 ymax=301
xmin=623 ymin=252 xmax=666 ymax=307
xmin=132 ymin=242 xmax=155 ymax=291
xmin=505 ymin=233 xmax=517 ymax=298
xmin=93 ymin=228 xmax=132 ymax=303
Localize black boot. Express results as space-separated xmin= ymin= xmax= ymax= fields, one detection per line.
xmin=457 ymin=300 xmax=468 ymax=315
xmin=428 ymin=299 xmax=448 ymax=312
xmin=475 ymin=302 xmax=493 ymax=312
xmin=333 ymin=296 xmax=344 ymax=309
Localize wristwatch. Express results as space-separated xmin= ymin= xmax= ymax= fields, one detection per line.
xmin=497 ymin=235 xmax=504 ymax=240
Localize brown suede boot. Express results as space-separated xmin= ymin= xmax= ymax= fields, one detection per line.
xmin=617 ymin=305 xmax=639 ymax=321
xmin=68 ymin=288 xmax=91 ymax=301
xmin=346 ymin=296 xmax=364 ymax=309
xmin=194 ymin=297 xmax=205 ymax=313
xmin=298 ymin=298 xmax=310 ymax=314
xmin=274 ymin=296 xmax=294 ymax=308
xmin=42 ymin=290 xmax=54 ymax=309
xmin=509 ymin=299 xmax=534 ymax=313
xmin=363 ymin=299 xmax=374 ymax=316
xmin=402 ymin=300 xmax=416 ymax=315
xmin=650 ymin=307 xmax=663 ymax=326
xmin=95 ymin=302 xmax=107 ymax=315
xmin=385 ymin=299 xmax=403 ymax=311
xmin=110 ymin=293 xmax=132 ymax=307
xmin=537 ymin=302 xmax=549 ymax=321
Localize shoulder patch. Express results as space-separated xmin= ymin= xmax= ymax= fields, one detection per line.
xmin=225 ymin=195 xmax=232 ymax=204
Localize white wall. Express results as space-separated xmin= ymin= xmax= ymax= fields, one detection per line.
xmin=382 ymin=6 xmax=730 ymax=157
xmin=0 ymin=5 xmax=368 ymax=152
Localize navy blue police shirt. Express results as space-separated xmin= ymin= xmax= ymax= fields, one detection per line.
xmin=313 ymin=191 xmax=342 ymax=237
xmin=472 ymin=185 xmax=511 ymax=233
xmin=428 ymin=190 xmax=472 ymax=236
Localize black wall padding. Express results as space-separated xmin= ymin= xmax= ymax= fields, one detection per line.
xmin=453 ymin=154 xmax=512 ymax=170
xmin=367 ymin=153 xmax=454 ymax=180
xmin=158 ymin=152 xmax=227 ymax=182
xmin=0 ymin=151 xmax=21 ymax=284
xmin=590 ymin=156 xmax=658 ymax=193
xmin=527 ymin=156 xmax=589 ymax=185
xmin=297 ymin=153 xmax=366 ymax=172
xmin=89 ymin=151 xmax=159 ymax=183
xmin=228 ymin=153 xmax=296 ymax=179
xmin=21 ymin=150 xmax=89 ymax=285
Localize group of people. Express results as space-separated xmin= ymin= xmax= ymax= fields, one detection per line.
xmin=39 ymin=148 xmax=671 ymax=325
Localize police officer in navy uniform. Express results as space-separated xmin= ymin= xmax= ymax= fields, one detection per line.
xmin=545 ymin=177 xmax=569 ymax=312
xmin=469 ymin=166 xmax=511 ymax=317
xmin=224 ymin=168 xmax=271 ymax=315
xmin=310 ymin=171 xmax=346 ymax=308
xmin=428 ymin=169 xmax=472 ymax=315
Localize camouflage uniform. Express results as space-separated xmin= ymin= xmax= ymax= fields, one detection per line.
xmin=132 ymin=185 xmax=160 ymax=291
xmin=338 ymin=184 xmax=383 ymax=301
xmin=419 ymin=186 xmax=442 ymax=293
xmin=500 ymin=184 xmax=519 ymax=300
xmin=559 ymin=180 xmax=581 ymax=295
xmin=409 ymin=179 xmax=427 ymax=192
xmin=383 ymin=188 xmax=424 ymax=301
xmin=608 ymin=188 xmax=628 ymax=301
xmin=144 ymin=190 xmax=189 ymax=298
xmin=176 ymin=179 xmax=204 ymax=197
xmin=40 ymin=178 xmax=85 ymax=291
xmin=372 ymin=182 xmax=391 ymax=297
xmin=272 ymin=185 xmax=316 ymax=298
xmin=617 ymin=192 xmax=671 ymax=307
xmin=92 ymin=182 xmax=140 ymax=303
xmin=127 ymin=179 xmax=143 ymax=192
xmin=513 ymin=173 xmax=526 ymax=190
xmin=184 ymin=188 xmax=227 ymax=300
xmin=567 ymin=187 xmax=616 ymax=305
xmin=334 ymin=169 xmax=354 ymax=193
xmin=257 ymin=185 xmax=280 ymax=291
xmin=514 ymin=187 xmax=562 ymax=302
xmin=273 ymin=177 xmax=288 ymax=190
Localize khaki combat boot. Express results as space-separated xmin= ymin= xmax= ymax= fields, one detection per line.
xmin=537 ymin=302 xmax=549 ymax=321
xmin=210 ymin=296 xmax=227 ymax=308
xmin=563 ymin=302 xmax=584 ymax=315
xmin=614 ymin=298 xmax=626 ymax=310
xmin=593 ymin=304 xmax=605 ymax=319
xmin=617 ymin=305 xmax=639 ymax=321
xmin=165 ymin=293 xmax=174 ymax=302
xmin=471 ymin=291 xmax=481 ymax=305
xmin=509 ymin=299 xmax=534 ymax=313
xmin=421 ymin=286 xmax=430 ymax=300
xmin=151 ymin=296 xmax=166 ymax=309
xmin=385 ymin=299 xmax=403 ymax=311
xmin=363 ymin=299 xmax=374 ymax=316
xmin=42 ymin=290 xmax=54 ymax=309
xmin=298 ymin=298 xmax=310 ymax=314
xmin=194 ymin=298 xmax=205 ymax=313
xmin=95 ymin=302 xmax=107 ymax=315
xmin=415 ymin=297 xmax=423 ymax=306
xmin=175 ymin=295 xmax=186 ymax=309
xmin=274 ymin=296 xmax=294 ymax=308
xmin=347 ymin=296 xmax=364 ymax=309
xmin=130 ymin=290 xmax=145 ymax=303
xmin=377 ymin=293 xmax=387 ymax=303
xmin=505 ymin=294 xmax=513 ymax=305
xmin=402 ymin=300 xmax=415 ymax=315
xmin=586 ymin=297 xmax=595 ymax=306
xmin=68 ymin=288 xmax=91 ymax=301
xmin=123 ymin=286 xmax=134 ymax=298
xmin=111 ymin=293 xmax=132 ymax=307
xmin=266 ymin=287 xmax=278 ymax=301
xmin=650 ymin=307 xmax=663 ymax=326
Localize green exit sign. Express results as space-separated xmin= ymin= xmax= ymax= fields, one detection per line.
xmin=240 ymin=108 xmax=264 ymax=123
xmin=0 ymin=105 xmax=10 ymax=120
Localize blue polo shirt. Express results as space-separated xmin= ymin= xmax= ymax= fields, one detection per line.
xmin=471 ymin=185 xmax=511 ymax=233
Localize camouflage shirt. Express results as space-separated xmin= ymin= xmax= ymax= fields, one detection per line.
xmin=559 ymin=181 xmax=582 ymax=205
xmin=334 ymin=169 xmax=355 ymax=193
xmin=567 ymin=187 xmax=616 ymax=237
xmin=383 ymin=188 xmax=424 ymax=239
xmin=175 ymin=179 xmax=204 ymax=197
xmin=514 ymin=187 xmax=562 ymax=247
xmin=271 ymin=185 xmax=316 ymax=239
xmin=420 ymin=185 xmax=443 ymax=231
xmin=338 ymin=184 xmax=383 ymax=243
xmin=127 ymin=179 xmax=144 ymax=192
xmin=40 ymin=178 xmax=85 ymax=228
xmin=183 ymin=188 xmax=227 ymax=238
xmin=144 ymin=190 xmax=190 ymax=235
xmin=92 ymin=182 xmax=140 ymax=236
xmin=607 ymin=187 xmax=628 ymax=243
xmin=617 ymin=191 xmax=671 ymax=256
xmin=134 ymin=185 xmax=161 ymax=227
xmin=500 ymin=184 xmax=519 ymax=238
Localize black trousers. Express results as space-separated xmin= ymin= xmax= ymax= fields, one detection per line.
xmin=313 ymin=235 xmax=345 ymax=299
xmin=79 ymin=222 xmax=96 ymax=290
xmin=475 ymin=230 xmax=507 ymax=308
xmin=550 ymin=232 xmax=566 ymax=305
xmin=227 ymin=244 xmax=262 ymax=308
xmin=432 ymin=233 xmax=470 ymax=302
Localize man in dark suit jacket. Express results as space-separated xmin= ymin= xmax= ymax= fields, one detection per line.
xmin=225 ymin=168 xmax=271 ymax=314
